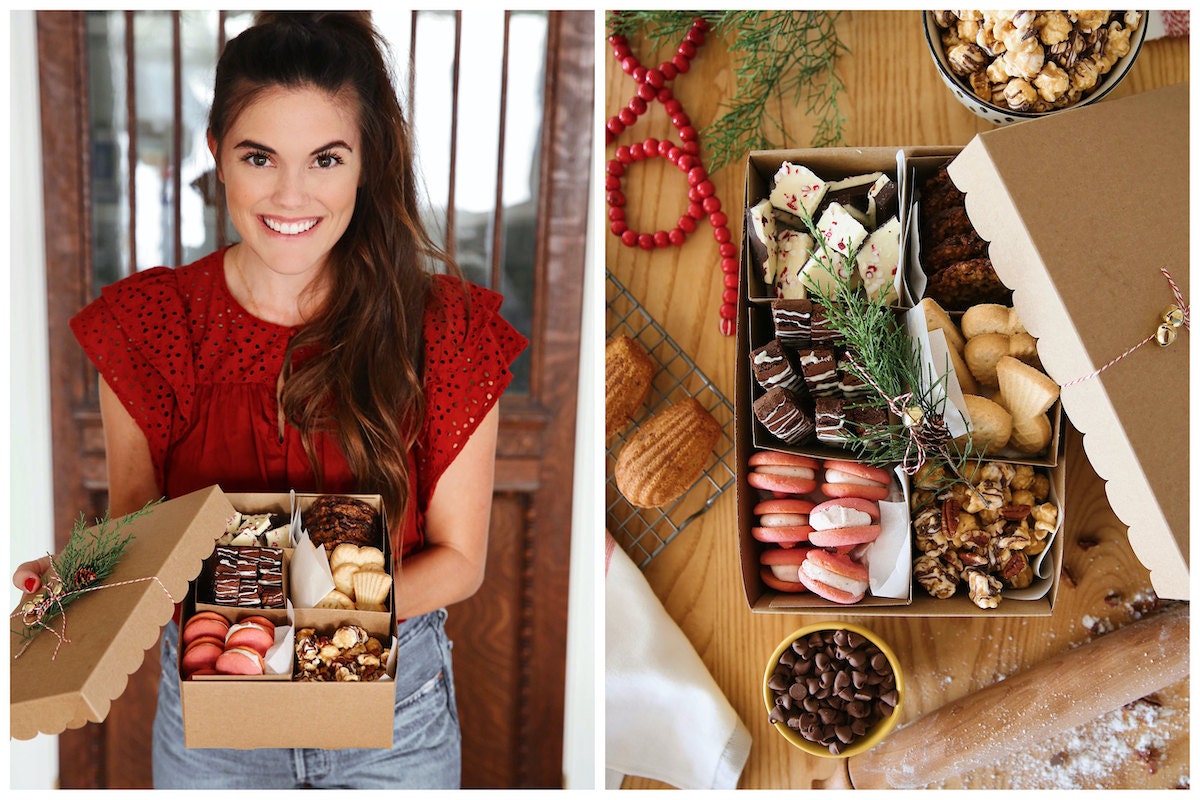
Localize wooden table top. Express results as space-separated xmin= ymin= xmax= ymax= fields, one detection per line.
xmin=604 ymin=11 xmax=1189 ymax=790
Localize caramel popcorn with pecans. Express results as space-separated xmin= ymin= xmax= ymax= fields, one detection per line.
xmin=933 ymin=10 xmax=1140 ymax=111
xmin=911 ymin=462 xmax=1060 ymax=608
xmin=295 ymin=625 xmax=391 ymax=682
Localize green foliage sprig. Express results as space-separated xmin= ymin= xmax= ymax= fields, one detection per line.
xmin=15 ymin=500 xmax=159 ymax=643
xmin=607 ymin=10 xmax=849 ymax=173
xmin=789 ymin=199 xmax=981 ymax=490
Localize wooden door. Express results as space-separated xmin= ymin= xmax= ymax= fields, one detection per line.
xmin=36 ymin=9 xmax=590 ymax=788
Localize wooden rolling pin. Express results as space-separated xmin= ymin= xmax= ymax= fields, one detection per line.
xmin=842 ymin=603 xmax=1188 ymax=789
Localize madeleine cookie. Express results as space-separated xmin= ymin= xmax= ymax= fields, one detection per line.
xmin=615 ymin=397 xmax=721 ymax=507
xmin=352 ymin=569 xmax=393 ymax=607
xmin=963 ymin=332 xmax=1011 ymax=388
xmin=330 ymin=542 xmax=386 ymax=572
xmin=996 ymin=356 xmax=1060 ymax=420
xmin=1010 ymin=413 xmax=1053 ymax=455
xmin=959 ymin=394 xmax=1013 ymax=453
xmin=918 ymin=297 xmax=966 ymax=355
xmin=332 ymin=563 xmax=360 ymax=598
xmin=605 ymin=335 xmax=656 ymax=440
xmin=315 ymin=589 xmax=355 ymax=610
xmin=961 ymin=303 xmax=1025 ymax=339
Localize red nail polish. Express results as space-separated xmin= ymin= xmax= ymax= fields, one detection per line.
xmin=24 ymin=577 xmax=38 ymax=593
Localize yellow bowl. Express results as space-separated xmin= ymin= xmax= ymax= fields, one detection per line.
xmin=762 ymin=622 xmax=904 ymax=759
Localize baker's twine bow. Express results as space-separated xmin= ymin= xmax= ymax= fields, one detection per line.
xmin=1061 ymin=267 xmax=1188 ymax=389
xmin=842 ymin=351 xmax=952 ymax=477
xmin=12 ymin=574 xmax=176 ymax=660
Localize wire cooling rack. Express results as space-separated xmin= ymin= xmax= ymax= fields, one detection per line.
xmin=606 ymin=271 xmax=736 ymax=568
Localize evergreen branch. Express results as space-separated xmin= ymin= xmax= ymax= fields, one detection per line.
xmin=788 ymin=198 xmax=982 ymax=491
xmin=606 ymin=10 xmax=849 ymax=173
xmin=16 ymin=500 xmax=159 ymax=642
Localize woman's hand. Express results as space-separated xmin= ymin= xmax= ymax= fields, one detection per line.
xmin=12 ymin=556 xmax=51 ymax=594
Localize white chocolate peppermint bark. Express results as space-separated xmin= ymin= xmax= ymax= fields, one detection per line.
xmin=769 ymin=162 xmax=828 ymax=222
xmin=798 ymin=203 xmax=867 ymax=297
xmin=773 ymin=227 xmax=814 ymax=299
xmin=856 ymin=215 xmax=901 ymax=304
xmin=747 ymin=198 xmax=779 ymax=284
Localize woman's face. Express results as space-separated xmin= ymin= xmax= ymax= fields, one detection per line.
xmin=210 ymin=84 xmax=362 ymax=280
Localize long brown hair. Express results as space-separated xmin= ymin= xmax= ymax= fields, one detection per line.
xmin=210 ymin=12 xmax=457 ymax=523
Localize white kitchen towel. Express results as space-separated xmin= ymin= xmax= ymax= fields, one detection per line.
xmin=604 ymin=535 xmax=752 ymax=789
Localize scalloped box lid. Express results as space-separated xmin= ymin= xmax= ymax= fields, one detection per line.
xmin=11 ymin=486 xmax=236 ymax=739
xmin=946 ymin=83 xmax=1188 ymax=600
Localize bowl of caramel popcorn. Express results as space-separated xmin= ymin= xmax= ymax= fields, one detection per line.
xmin=924 ymin=11 xmax=1147 ymax=125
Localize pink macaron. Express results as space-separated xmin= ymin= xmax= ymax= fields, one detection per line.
xmin=808 ymin=497 xmax=880 ymax=531
xmin=182 ymin=611 xmax=231 ymax=647
xmin=820 ymin=460 xmax=892 ymax=501
xmin=752 ymin=498 xmax=815 ymax=547
xmin=797 ymin=549 xmax=869 ymax=604
xmin=215 ymin=645 xmax=266 ymax=676
xmin=759 ymin=547 xmax=812 ymax=593
xmin=748 ymin=452 xmax=821 ymax=496
xmin=808 ymin=524 xmax=882 ymax=549
xmin=224 ymin=620 xmax=275 ymax=657
xmin=181 ymin=638 xmax=224 ymax=678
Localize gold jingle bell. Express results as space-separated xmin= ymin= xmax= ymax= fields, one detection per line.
xmin=1156 ymin=323 xmax=1177 ymax=347
xmin=1162 ymin=304 xmax=1185 ymax=328
xmin=902 ymin=406 xmax=924 ymax=427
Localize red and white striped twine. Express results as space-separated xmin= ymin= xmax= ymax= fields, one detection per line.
xmin=1060 ymin=267 xmax=1188 ymax=389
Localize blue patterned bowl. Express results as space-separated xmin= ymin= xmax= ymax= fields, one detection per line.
xmin=924 ymin=11 xmax=1148 ymax=125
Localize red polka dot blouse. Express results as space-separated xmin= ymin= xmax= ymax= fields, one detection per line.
xmin=70 ymin=247 xmax=528 ymax=558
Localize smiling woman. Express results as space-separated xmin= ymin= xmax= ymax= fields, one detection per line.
xmin=27 ymin=7 xmax=590 ymax=790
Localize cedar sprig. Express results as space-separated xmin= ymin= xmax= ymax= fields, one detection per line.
xmin=16 ymin=500 xmax=159 ymax=642
xmin=788 ymin=199 xmax=982 ymax=490
xmin=606 ymin=11 xmax=849 ymax=173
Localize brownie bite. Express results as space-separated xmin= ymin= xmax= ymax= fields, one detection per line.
xmin=751 ymin=339 xmax=805 ymax=395
xmin=753 ymin=386 xmax=815 ymax=445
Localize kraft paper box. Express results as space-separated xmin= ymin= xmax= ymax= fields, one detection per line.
xmin=946 ymin=83 xmax=1189 ymax=600
xmin=182 ymin=491 xmax=397 ymax=749
xmin=11 ymin=487 xmax=236 ymax=741
xmin=737 ymin=147 xmax=1066 ymax=617
xmin=11 ymin=487 xmax=399 ymax=748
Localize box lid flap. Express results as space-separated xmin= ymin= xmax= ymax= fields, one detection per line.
xmin=947 ymin=84 xmax=1189 ymax=599
xmin=11 ymin=486 xmax=236 ymax=739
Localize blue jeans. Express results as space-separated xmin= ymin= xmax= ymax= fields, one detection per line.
xmin=152 ymin=609 xmax=462 ymax=788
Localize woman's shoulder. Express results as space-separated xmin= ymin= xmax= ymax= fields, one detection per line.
xmin=96 ymin=250 xmax=223 ymax=310
xmin=424 ymin=273 xmax=503 ymax=330
xmin=420 ymin=272 xmax=527 ymax=379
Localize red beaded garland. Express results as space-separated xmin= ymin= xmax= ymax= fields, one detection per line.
xmin=607 ymin=17 xmax=736 ymax=335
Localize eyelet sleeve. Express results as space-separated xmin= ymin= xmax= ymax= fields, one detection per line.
xmin=69 ymin=267 xmax=195 ymax=488
xmin=417 ymin=275 xmax=529 ymax=510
